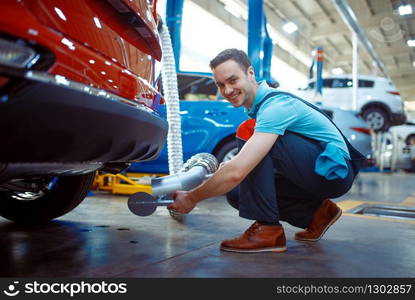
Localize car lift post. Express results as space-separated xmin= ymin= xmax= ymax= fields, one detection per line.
xmin=262 ymin=17 xmax=274 ymax=85
xmin=309 ymin=46 xmax=324 ymax=98
xmin=247 ymin=0 xmax=274 ymax=85
xmin=315 ymin=47 xmax=324 ymax=96
xmin=166 ymin=0 xmax=184 ymax=71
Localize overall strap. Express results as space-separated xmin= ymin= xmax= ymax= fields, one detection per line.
xmin=261 ymin=91 xmax=367 ymax=171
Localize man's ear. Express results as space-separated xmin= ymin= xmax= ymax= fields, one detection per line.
xmin=247 ymin=66 xmax=255 ymax=80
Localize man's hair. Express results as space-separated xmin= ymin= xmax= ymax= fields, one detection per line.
xmin=209 ymin=48 xmax=251 ymax=73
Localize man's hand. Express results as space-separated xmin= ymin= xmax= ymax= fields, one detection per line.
xmin=167 ymin=191 xmax=197 ymax=214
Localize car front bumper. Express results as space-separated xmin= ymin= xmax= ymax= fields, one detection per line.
xmin=0 ymin=70 xmax=168 ymax=164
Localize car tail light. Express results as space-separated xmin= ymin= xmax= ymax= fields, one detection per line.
xmin=387 ymin=91 xmax=400 ymax=96
xmin=0 ymin=76 xmax=9 ymax=88
xmin=0 ymin=38 xmax=37 ymax=68
xmin=351 ymin=127 xmax=371 ymax=135
xmin=0 ymin=76 xmax=10 ymax=88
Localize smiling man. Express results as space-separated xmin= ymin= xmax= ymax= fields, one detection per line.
xmin=167 ymin=48 xmax=365 ymax=253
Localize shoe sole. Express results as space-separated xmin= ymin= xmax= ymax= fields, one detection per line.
xmin=220 ymin=246 xmax=287 ymax=253
xmin=295 ymin=209 xmax=342 ymax=242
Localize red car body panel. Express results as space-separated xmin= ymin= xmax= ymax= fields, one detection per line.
xmin=0 ymin=0 xmax=163 ymax=110
xmin=0 ymin=0 xmax=168 ymax=167
xmin=0 ymin=0 xmax=168 ymax=223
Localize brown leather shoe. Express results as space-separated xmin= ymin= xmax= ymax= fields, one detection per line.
xmin=220 ymin=222 xmax=287 ymax=253
xmin=295 ymin=199 xmax=342 ymax=242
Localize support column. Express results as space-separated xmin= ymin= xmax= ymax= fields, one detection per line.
xmin=315 ymin=47 xmax=324 ymax=96
xmin=248 ymin=0 xmax=264 ymax=79
xmin=166 ymin=0 xmax=184 ymax=71
xmin=352 ymin=32 xmax=359 ymax=111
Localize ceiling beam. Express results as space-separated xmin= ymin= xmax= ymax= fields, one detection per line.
xmin=390 ymin=70 xmax=415 ymax=78
xmin=192 ymin=0 xmax=246 ymax=33
xmin=315 ymin=0 xmax=336 ymax=24
xmin=310 ymin=13 xmax=415 ymax=40
xmin=191 ymin=0 xmax=310 ymax=75
xmin=289 ymin=0 xmax=317 ymax=28
xmin=336 ymin=45 xmax=414 ymax=62
xmin=397 ymin=86 xmax=415 ymax=93
xmin=391 ymin=73 xmax=415 ymax=85
xmin=362 ymin=0 xmax=375 ymax=16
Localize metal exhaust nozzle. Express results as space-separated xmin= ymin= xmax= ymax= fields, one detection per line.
xmin=127 ymin=153 xmax=218 ymax=216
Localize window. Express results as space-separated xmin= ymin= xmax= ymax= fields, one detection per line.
xmin=358 ymin=80 xmax=374 ymax=88
xmin=307 ymin=79 xmax=332 ymax=89
xmin=330 ymin=79 xmax=375 ymax=88
xmin=322 ymin=79 xmax=333 ymax=88
xmin=332 ymin=78 xmax=351 ymax=88
xmin=321 ymin=109 xmax=334 ymax=119
xmin=177 ymin=74 xmax=218 ymax=100
xmin=307 ymin=81 xmax=315 ymax=89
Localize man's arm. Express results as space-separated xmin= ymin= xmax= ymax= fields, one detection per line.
xmin=167 ymin=132 xmax=279 ymax=213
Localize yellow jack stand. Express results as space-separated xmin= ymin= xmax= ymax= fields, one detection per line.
xmin=92 ymin=172 xmax=166 ymax=195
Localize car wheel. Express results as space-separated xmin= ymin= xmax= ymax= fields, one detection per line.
xmin=362 ymin=107 xmax=390 ymax=132
xmin=215 ymin=140 xmax=239 ymax=163
xmin=405 ymin=134 xmax=415 ymax=145
xmin=0 ymin=172 xmax=95 ymax=224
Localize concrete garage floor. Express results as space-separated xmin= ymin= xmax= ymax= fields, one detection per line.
xmin=1 ymin=172 xmax=415 ymax=278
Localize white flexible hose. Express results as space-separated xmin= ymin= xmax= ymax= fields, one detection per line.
xmin=160 ymin=21 xmax=183 ymax=174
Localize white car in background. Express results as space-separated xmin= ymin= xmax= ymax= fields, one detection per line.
xmin=390 ymin=121 xmax=415 ymax=145
xmin=293 ymin=75 xmax=406 ymax=132
xmin=371 ymin=121 xmax=415 ymax=172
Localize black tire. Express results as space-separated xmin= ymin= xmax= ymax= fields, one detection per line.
xmin=0 ymin=172 xmax=95 ymax=224
xmin=362 ymin=107 xmax=390 ymax=132
xmin=405 ymin=134 xmax=415 ymax=146
xmin=215 ymin=140 xmax=239 ymax=163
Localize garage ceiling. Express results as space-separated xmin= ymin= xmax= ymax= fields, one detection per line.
xmin=265 ymin=0 xmax=415 ymax=104
xmin=192 ymin=0 xmax=415 ymax=106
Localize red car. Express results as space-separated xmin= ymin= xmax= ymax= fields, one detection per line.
xmin=0 ymin=0 xmax=167 ymax=223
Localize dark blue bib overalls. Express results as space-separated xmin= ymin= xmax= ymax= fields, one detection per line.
xmin=226 ymin=91 xmax=366 ymax=229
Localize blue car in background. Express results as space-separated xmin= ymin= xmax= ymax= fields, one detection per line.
xmin=128 ymin=72 xmax=372 ymax=174
xmin=128 ymin=72 xmax=247 ymax=174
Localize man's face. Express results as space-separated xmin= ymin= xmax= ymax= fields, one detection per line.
xmin=212 ymin=60 xmax=257 ymax=109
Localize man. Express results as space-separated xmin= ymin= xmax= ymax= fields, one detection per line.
xmin=167 ymin=48 xmax=365 ymax=253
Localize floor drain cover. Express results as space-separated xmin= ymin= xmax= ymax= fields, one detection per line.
xmin=351 ymin=204 xmax=415 ymax=220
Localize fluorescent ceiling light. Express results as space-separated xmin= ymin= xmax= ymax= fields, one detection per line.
xmin=413 ymin=61 xmax=415 ymax=67
xmin=407 ymin=39 xmax=415 ymax=47
xmin=224 ymin=5 xmax=242 ymax=19
xmin=61 ymin=38 xmax=75 ymax=51
xmin=93 ymin=17 xmax=102 ymax=29
xmin=282 ymin=22 xmax=298 ymax=34
xmin=221 ymin=0 xmax=247 ymax=20
xmin=398 ymin=5 xmax=413 ymax=15
xmin=54 ymin=7 xmax=67 ymax=21
xmin=266 ymin=25 xmax=311 ymax=66
xmin=332 ymin=67 xmax=344 ymax=75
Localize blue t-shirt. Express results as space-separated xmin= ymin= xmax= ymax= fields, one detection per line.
xmin=246 ymin=81 xmax=351 ymax=180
